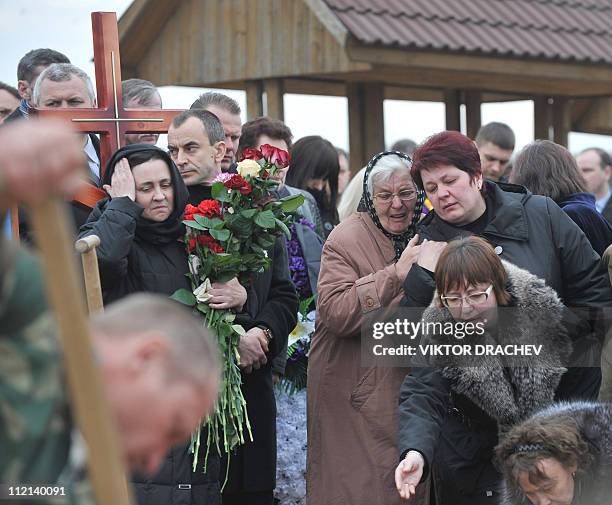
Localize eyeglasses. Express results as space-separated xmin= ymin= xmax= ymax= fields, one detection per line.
xmin=373 ymin=190 xmax=417 ymax=204
xmin=440 ymin=285 xmax=493 ymax=309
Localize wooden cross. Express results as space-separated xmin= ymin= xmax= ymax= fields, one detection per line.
xmin=34 ymin=11 xmax=183 ymax=207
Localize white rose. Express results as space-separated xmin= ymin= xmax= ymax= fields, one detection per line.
xmin=236 ymin=159 xmax=261 ymax=178
xmin=193 ymin=278 xmax=212 ymax=303
xmin=188 ymin=255 xmax=201 ymax=275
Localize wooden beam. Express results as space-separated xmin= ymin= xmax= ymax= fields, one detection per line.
xmin=465 ymin=91 xmax=482 ymax=139
xmin=283 ymin=78 xmax=346 ymax=96
xmin=264 ymin=78 xmax=285 ymax=121
xmin=384 ymin=85 xmax=443 ymax=102
xmin=534 ymin=96 xmax=551 ymax=140
xmin=346 ymin=45 xmax=612 ymax=91
xmin=444 ymin=90 xmax=461 ymax=132
xmin=246 ymin=80 xmax=264 ymax=120
xmin=347 ymin=82 xmax=385 ymax=172
xmin=552 ymin=97 xmax=571 ymax=147
xmin=302 ymin=0 xmax=349 ymax=47
xmin=573 ymin=97 xmax=612 ymax=136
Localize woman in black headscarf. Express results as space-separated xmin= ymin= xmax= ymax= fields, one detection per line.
xmin=78 ymin=144 xmax=224 ymax=505
xmin=79 ymin=143 xmax=190 ymax=302
xmin=307 ymin=152 xmax=431 ymax=505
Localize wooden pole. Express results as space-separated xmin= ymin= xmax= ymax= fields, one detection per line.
xmin=30 ymin=200 xmax=131 ymax=505
xmin=444 ymin=89 xmax=461 ymax=132
xmin=10 ymin=205 xmax=19 ymax=240
xmin=465 ymin=91 xmax=482 ymax=139
xmin=246 ymin=80 xmax=264 ymax=120
xmin=75 ymin=235 xmax=104 ymax=315
xmin=264 ymin=78 xmax=285 ymax=121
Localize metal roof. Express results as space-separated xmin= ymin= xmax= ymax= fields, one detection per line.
xmin=324 ymin=0 xmax=612 ymax=65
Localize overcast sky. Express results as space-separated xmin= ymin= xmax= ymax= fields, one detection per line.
xmin=1 ymin=1 xmax=610 ymax=156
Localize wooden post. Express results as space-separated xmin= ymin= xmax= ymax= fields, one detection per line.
xmin=465 ymin=91 xmax=482 ymax=139
xmin=534 ymin=96 xmax=551 ymax=140
xmin=264 ymin=79 xmax=285 ymax=121
xmin=444 ymin=89 xmax=461 ymax=132
xmin=75 ymin=235 xmax=104 ymax=315
xmin=10 ymin=205 xmax=19 ymax=240
xmin=552 ymin=96 xmax=571 ymax=147
xmin=30 ymin=200 xmax=132 ymax=505
xmin=347 ymin=82 xmax=384 ymax=172
xmin=246 ymin=80 xmax=264 ymax=120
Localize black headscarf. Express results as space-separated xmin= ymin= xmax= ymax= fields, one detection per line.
xmin=358 ymin=151 xmax=425 ymax=260
xmin=101 ymin=143 xmax=189 ymax=244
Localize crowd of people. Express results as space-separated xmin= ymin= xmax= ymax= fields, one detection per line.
xmin=1 ymin=47 xmax=612 ymax=505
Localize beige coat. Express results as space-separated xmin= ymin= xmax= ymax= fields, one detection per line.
xmin=307 ymin=213 xmax=427 ymax=505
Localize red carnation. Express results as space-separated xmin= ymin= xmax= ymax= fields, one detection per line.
xmin=239 ymin=147 xmax=263 ymax=161
xmin=224 ymin=174 xmax=252 ymax=196
xmin=260 ymin=144 xmax=291 ymax=168
xmin=197 ymin=199 xmax=221 ymax=218
xmin=198 ymin=234 xmax=224 ymax=253
xmin=183 ymin=204 xmax=200 ymax=221
xmin=186 ymin=237 xmax=197 ymax=253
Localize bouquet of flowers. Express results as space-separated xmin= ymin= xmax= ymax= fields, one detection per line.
xmin=279 ymin=297 xmax=315 ymax=394
xmin=171 ymin=144 xmax=304 ymax=469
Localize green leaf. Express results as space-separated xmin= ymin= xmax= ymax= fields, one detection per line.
xmin=183 ymin=220 xmax=207 ymax=231
xmin=231 ymin=324 xmax=246 ymax=336
xmin=254 ymin=210 xmax=276 ymax=229
xmin=211 ymin=181 xmax=230 ymax=201
xmin=240 ymin=209 xmax=258 ymax=219
xmin=280 ymin=194 xmax=305 ymax=213
xmin=274 ymin=218 xmax=291 ymax=239
xmin=171 ymin=288 xmax=197 ymax=306
xmin=210 ymin=228 xmax=230 ymax=241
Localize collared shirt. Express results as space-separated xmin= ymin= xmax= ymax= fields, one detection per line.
xmin=595 ymin=189 xmax=611 ymax=214
xmin=18 ymin=99 xmax=30 ymax=119
xmin=83 ymin=135 xmax=101 ymax=184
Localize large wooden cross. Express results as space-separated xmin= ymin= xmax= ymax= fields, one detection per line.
xmin=35 ymin=11 xmax=183 ymax=208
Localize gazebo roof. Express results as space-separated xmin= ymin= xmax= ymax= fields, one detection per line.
xmin=326 ymin=0 xmax=612 ymax=65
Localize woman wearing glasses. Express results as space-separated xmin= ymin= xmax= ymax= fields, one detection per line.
xmin=396 ymin=236 xmax=575 ymax=505
xmin=307 ymin=152 xmax=436 ymax=505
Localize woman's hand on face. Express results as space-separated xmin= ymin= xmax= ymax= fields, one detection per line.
xmin=395 ymin=234 xmax=421 ymax=282
xmin=103 ymin=158 xmax=135 ymax=201
xmin=416 ymin=239 xmax=447 ymax=272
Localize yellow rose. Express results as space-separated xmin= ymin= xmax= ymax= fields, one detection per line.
xmin=236 ymin=159 xmax=261 ymax=178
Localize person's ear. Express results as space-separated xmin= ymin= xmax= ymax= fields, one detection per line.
xmin=17 ymin=80 xmax=31 ymax=100
xmin=132 ymin=333 xmax=169 ymax=373
xmin=213 ymin=141 xmax=226 ymax=164
xmin=604 ymin=165 xmax=612 ymax=183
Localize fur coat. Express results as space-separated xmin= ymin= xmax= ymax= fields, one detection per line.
xmin=501 ymin=401 xmax=612 ymax=505
xmin=398 ymin=261 xmax=576 ymax=501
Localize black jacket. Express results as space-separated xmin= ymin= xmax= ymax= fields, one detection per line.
xmin=78 ymin=146 xmax=220 ymax=505
xmin=222 ymin=236 xmax=298 ymax=494
xmin=398 ymin=263 xmax=595 ymax=502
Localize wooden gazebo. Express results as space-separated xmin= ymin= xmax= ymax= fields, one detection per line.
xmin=119 ymin=0 xmax=612 ymax=170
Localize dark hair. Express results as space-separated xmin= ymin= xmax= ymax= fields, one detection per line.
xmin=411 ymin=130 xmax=482 ymax=189
xmin=124 ymin=149 xmax=168 ymax=170
xmin=190 ymin=91 xmax=241 ymax=115
xmin=435 ymin=236 xmax=512 ymax=306
xmin=475 ymin=122 xmax=515 ymax=151
xmin=171 ymin=109 xmax=225 ymax=145
xmin=286 ymin=135 xmax=340 ymax=209
xmin=122 ymin=78 xmax=161 ymax=107
xmin=238 ymin=116 xmax=293 ymax=156
xmin=579 ymin=147 xmax=612 ymax=171
xmin=496 ymin=413 xmax=593 ymax=499
xmin=511 ymin=140 xmax=586 ymax=202
xmin=390 ymin=138 xmax=418 ymax=156
xmin=17 ymin=48 xmax=70 ymax=83
xmin=0 ymin=81 xmax=19 ymax=99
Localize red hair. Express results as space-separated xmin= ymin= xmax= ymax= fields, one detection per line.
xmin=411 ymin=131 xmax=482 ymax=188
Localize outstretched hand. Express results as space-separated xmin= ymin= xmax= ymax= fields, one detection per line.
xmin=0 ymin=118 xmax=85 ymax=207
xmin=395 ymin=451 xmax=424 ymax=500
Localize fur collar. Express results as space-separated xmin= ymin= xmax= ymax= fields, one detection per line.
xmin=422 ymin=260 xmax=573 ymax=426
